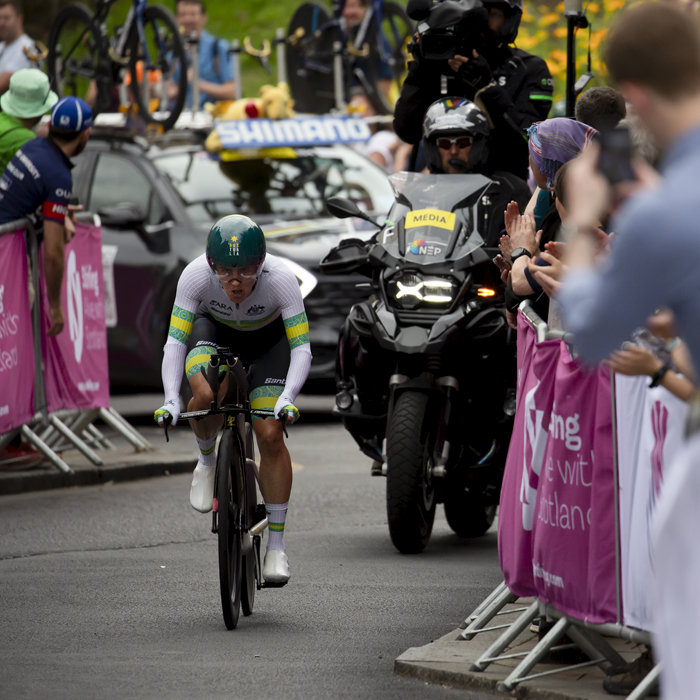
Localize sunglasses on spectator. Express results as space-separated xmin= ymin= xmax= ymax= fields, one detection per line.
xmin=214 ymin=264 xmax=262 ymax=281
xmin=436 ymin=136 xmax=473 ymax=150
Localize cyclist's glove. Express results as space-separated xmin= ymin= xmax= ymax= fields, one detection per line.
xmin=274 ymin=394 xmax=300 ymax=424
xmin=154 ymin=399 xmax=180 ymax=427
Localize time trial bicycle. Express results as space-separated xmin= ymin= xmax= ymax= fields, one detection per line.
xmin=47 ymin=0 xmax=188 ymax=131
xmin=286 ymin=0 xmax=413 ymax=115
xmin=167 ymin=349 xmax=289 ymax=630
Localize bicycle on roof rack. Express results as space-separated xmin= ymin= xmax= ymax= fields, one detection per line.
xmin=164 ymin=348 xmax=289 ymax=630
xmin=47 ymin=0 xmax=188 ymax=131
xmin=286 ymin=0 xmax=413 ymax=115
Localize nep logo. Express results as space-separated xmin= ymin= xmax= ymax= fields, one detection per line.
xmin=409 ymin=239 xmax=443 ymax=256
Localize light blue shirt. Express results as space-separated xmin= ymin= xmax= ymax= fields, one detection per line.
xmin=558 ymin=124 xmax=700 ymax=370
xmin=174 ymin=29 xmax=233 ymax=109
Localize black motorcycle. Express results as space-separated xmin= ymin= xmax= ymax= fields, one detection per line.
xmin=321 ymin=172 xmax=518 ymax=553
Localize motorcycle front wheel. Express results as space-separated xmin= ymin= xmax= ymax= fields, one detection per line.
xmin=386 ymin=391 xmax=436 ymax=553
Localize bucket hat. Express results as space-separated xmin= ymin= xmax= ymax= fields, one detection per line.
xmin=0 ymin=69 xmax=58 ymax=119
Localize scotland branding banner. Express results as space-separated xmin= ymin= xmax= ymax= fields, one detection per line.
xmin=616 ymin=375 xmax=688 ymax=633
xmin=0 ymin=230 xmax=34 ymax=434
xmin=41 ymin=222 xmax=110 ymax=412
xmin=214 ymin=116 xmax=372 ymax=149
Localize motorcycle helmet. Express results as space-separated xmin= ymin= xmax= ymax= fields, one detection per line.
xmin=206 ymin=215 xmax=266 ymax=275
xmin=482 ymin=0 xmax=523 ymax=46
xmin=423 ymin=97 xmax=490 ymax=174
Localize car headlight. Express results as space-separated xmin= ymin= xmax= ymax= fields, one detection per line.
xmin=391 ymin=273 xmax=456 ymax=305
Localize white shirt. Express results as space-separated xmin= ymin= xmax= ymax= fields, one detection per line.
xmin=0 ymin=34 xmax=34 ymax=74
xmin=355 ymin=130 xmax=398 ymax=173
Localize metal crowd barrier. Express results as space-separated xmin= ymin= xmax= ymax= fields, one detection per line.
xmin=455 ymin=300 xmax=660 ymax=700
xmin=0 ymin=215 xmax=152 ymax=476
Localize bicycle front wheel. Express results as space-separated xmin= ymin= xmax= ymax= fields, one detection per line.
xmin=128 ymin=4 xmax=187 ymax=131
xmin=363 ymin=1 xmax=413 ymax=114
xmin=216 ymin=429 xmax=244 ymax=630
xmin=241 ymin=425 xmax=257 ymax=616
xmin=48 ymin=3 xmax=107 ymax=108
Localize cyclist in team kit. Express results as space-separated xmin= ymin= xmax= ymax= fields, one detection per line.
xmin=154 ymin=215 xmax=312 ymax=584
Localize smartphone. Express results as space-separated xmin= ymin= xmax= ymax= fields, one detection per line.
xmin=597 ymin=126 xmax=636 ymax=185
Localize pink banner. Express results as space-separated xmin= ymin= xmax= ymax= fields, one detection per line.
xmin=498 ymin=314 xmax=559 ymax=596
xmin=0 ymin=229 xmax=34 ymax=433
xmin=530 ymin=346 xmax=617 ymax=624
xmin=41 ymin=222 xmax=109 ymax=411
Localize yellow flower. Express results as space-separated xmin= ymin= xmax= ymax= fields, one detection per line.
xmin=587 ymin=2 xmax=600 ymax=12
xmin=539 ymin=12 xmax=560 ymax=26
xmin=518 ymin=34 xmax=539 ymax=49
xmin=553 ymin=27 xmax=567 ymax=38
xmin=549 ymin=48 xmax=567 ymax=63
xmin=604 ymin=0 xmax=625 ymax=10
xmin=556 ymin=1 xmax=564 ymax=10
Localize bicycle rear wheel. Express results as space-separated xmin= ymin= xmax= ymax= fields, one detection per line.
xmin=216 ymin=429 xmax=244 ymax=630
xmin=128 ymin=4 xmax=187 ymax=131
xmin=47 ymin=3 xmax=108 ymax=110
xmin=287 ymin=1 xmax=340 ymax=114
xmin=363 ymin=1 xmax=413 ymax=114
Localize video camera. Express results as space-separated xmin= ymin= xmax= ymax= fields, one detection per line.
xmin=407 ymin=0 xmax=490 ymax=61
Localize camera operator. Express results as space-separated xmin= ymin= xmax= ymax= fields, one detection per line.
xmin=422 ymin=97 xmax=531 ymax=244
xmin=394 ymin=0 xmax=553 ymax=180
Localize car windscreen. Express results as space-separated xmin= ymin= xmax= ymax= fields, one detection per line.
xmin=153 ymin=146 xmax=395 ymax=224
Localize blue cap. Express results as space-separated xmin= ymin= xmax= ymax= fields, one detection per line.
xmin=50 ymin=96 xmax=93 ymax=134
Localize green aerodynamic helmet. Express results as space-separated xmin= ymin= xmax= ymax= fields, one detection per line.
xmin=205 ymin=215 xmax=266 ymax=275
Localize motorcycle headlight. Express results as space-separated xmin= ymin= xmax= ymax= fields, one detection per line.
xmin=392 ymin=273 xmax=456 ymax=305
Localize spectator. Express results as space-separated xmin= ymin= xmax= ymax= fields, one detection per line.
xmin=0 ymin=68 xmax=56 ymax=173
xmin=554 ymin=4 xmax=700 ymax=696
xmin=574 ymin=86 xmax=626 ymax=132
xmin=0 ymin=96 xmax=92 ymax=336
xmin=168 ymin=0 xmax=235 ymax=109
xmin=0 ymin=0 xmax=32 ymax=95
xmin=341 ymin=0 xmax=367 ymax=29
xmin=348 ymin=88 xmax=400 ymax=173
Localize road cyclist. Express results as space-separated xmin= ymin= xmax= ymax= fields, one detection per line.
xmin=154 ymin=214 xmax=312 ymax=588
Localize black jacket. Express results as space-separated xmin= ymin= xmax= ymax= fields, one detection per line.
xmin=393 ymin=47 xmax=553 ymax=180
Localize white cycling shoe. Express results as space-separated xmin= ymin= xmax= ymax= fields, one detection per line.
xmin=263 ymin=549 xmax=290 ymax=584
xmin=189 ymin=464 xmax=216 ymax=513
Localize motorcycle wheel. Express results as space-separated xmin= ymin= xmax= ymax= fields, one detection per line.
xmin=444 ymin=485 xmax=497 ymax=539
xmin=386 ymin=391 xmax=436 ymax=554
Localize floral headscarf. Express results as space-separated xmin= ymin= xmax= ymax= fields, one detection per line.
xmin=528 ymin=118 xmax=598 ymax=185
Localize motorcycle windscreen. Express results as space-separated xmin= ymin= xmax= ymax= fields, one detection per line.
xmin=385 ymin=172 xmax=489 ymax=263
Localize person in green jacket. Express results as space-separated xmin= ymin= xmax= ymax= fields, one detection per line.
xmin=0 ymin=68 xmax=57 ymax=173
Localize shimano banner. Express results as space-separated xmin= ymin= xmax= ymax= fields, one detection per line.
xmin=41 ymin=222 xmax=109 ymax=411
xmin=0 ymin=229 xmax=34 ymax=434
xmin=215 ymin=116 xmax=372 ymax=149
xmin=616 ymin=375 xmax=688 ymax=633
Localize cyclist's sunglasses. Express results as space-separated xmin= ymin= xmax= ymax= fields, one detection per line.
xmin=214 ymin=263 xmax=262 ymax=281
xmin=436 ymin=135 xmax=473 ymax=150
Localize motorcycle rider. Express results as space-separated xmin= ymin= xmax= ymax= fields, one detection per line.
xmin=394 ymin=0 xmax=553 ymax=180
xmin=422 ymin=97 xmax=530 ymax=245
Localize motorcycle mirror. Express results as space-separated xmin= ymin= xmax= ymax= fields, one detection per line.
xmin=326 ymin=197 xmax=381 ymax=228
xmin=407 ymin=0 xmax=431 ymax=21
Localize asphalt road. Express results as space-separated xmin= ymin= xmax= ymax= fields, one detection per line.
xmin=0 ymin=407 xmax=503 ymax=700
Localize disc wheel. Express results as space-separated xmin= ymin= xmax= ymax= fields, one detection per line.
xmin=241 ymin=425 xmax=257 ymax=617
xmin=362 ymin=1 xmax=413 ymax=114
xmin=286 ymin=1 xmax=340 ymax=114
xmin=386 ymin=391 xmax=436 ymax=553
xmin=216 ymin=430 xmax=243 ymax=630
xmin=128 ymin=4 xmax=187 ymax=130
xmin=48 ymin=3 xmax=108 ymax=110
